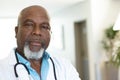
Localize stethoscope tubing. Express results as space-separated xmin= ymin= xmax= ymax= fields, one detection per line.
xmin=14 ymin=49 xmax=57 ymax=80
xmin=50 ymin=57 xmax=57 ymax=80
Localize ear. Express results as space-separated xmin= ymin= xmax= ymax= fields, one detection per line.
xmin=15 ymin=26 xmax=18 ymax=38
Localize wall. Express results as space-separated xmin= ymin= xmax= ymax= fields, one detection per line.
xmin=50 ymin=0 xmax=93 ymax=78
xmin=0 ymin=18 xmax=17 ymax=59
xmin=91 ymin=0 xmax=120 ymax=61
xmin=90 ymin=0 xmax=120 ymax=79
xmin=50 ymin=0 xmax=120 ymax=80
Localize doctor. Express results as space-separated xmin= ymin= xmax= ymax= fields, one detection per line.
xmin=0 ymin=5 xmax=80 ymax=80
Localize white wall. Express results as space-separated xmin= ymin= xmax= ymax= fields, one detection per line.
xmin=91 ymin=0 xmax=120 ymax=61
xmin=0 ymin=18 xmax=17 ymax=59
xmin=50 ymin=0 xmax=92 ymax=77
xmin=90 ymin=0 xmax=120 ymax=79
xmin=47 ymin=19 xmax=77 ymax=66
xmin=50 ymin=0 xmax=120 ymax=80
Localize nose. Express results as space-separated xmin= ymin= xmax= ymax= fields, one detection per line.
xmin=32 ymin=26 xmax=41 ymax=36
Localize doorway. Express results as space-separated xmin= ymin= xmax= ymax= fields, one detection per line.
xmin=74 ymin=20 xmax=89 ymax=80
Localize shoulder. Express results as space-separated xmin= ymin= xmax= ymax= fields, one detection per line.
xmin=50 ymin=55 xmax=71 ymax=67
xmin=49 ymin=55 xmax=75 ymax=73
xmin=0 ymin=48 xmax=16 ymax=66
xmin=49 ymin=55 xmax=81 ymax=80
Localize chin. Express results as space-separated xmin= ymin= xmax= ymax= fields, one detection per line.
xmin=24 ymin=44 xmax=44 ymax=60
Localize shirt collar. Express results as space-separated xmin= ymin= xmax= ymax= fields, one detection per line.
xmin=16 ymin=51 xmax=50 ymax=65
xmin=16 ymin=53 xmax=30 ymax=66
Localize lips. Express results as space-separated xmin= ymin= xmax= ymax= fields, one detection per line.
xmin=28 ymin=41 xmax=42 ymax=52
xmin=30 ymin=41 xmax=41 ymax=46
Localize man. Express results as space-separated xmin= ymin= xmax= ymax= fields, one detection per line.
xmin=0 ymin=5 xmax=80 ymax=80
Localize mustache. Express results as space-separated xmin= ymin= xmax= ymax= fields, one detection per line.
xmin=26 ymin=36 xmax=46 ymax=48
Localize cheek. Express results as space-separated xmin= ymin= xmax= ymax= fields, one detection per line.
xmin=45 ymin=32 xmax=51 ymax=40
xmin=17 ymin=30 xmax=31 ymax=47
xmin=45 ymin=33 xmax=51 ymax=47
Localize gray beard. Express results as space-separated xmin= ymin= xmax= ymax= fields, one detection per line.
xmin=24 ymin=44 xmax=44 ymax=60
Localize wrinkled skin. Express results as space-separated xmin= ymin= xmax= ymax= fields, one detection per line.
xmin=15 ymin=5 xmax=51 ymax=55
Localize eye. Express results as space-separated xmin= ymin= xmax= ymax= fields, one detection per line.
xmin=23 ymin=22 xmax=34 ymax=29
xmin=41 ymin=24 xmax=50 ymax=30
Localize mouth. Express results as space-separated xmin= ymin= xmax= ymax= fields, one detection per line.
xmin=27 ymin=41 xmax=42 ymax=52
xmin=30 ymin=41 xmax=41 ymax=46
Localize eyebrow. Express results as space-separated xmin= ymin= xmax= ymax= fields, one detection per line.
xmin=23 ymin=19 xmax=34 ymax=24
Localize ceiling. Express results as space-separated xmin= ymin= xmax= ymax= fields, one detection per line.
xmin=0 ymin=0 xmax=84 ymax=18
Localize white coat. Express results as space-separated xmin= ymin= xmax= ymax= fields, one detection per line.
xmin=0 ymin=49 xmax=80 ymax=80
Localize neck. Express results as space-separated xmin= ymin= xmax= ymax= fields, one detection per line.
xmin=29 ymin=58 xmax=42 ymax=74
xmin=16 ymin=48 xmax=42 ymax=74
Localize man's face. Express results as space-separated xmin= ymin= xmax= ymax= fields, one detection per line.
xmin=15 ymin=7 xmax=51 ymax=53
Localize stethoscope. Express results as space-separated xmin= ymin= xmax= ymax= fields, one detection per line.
xmin=14 ymin=49 xmax=57 ymax=80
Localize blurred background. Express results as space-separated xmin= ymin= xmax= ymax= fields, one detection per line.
xmin=0 ymin=0 xmax=120 ymax=80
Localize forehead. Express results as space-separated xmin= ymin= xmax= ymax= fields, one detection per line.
xmin=19 ymin=6 xmax=50 ymax=23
